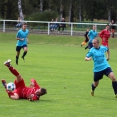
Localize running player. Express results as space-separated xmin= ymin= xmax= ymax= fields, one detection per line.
xmin=99 ymin=24 xmax=111 ymax=60
xmin=81 ymin=29 xmax=89 ymax=49
xmin=2 ymin=59 xmax=47 ymax=101
xmin=99 ymin=24 xmax=110 ymax=47
xmin=87 ymin=25 xmax=98 ymax=49
xmin=85 ymin=38 xmax=117 ymax=98
xmin=16 ymin=22 xmax=29 ymax=65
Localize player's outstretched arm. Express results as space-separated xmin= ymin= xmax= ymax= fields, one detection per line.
xmin=85 ymin=57 xmax=92 ymax=61
xmin=16 ymin=37 xmax=24 ymax=41
xmin=106 ymin=49 xmax=110 ymax=61
xmin=10 ymin=93 xmax=19 ymax=100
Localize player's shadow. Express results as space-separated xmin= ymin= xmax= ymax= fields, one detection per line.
xmin=94 ymin=95 xmax=116 ymax=100
xmin=29 ymin=99 xmax=52 ymax=103
xmin=17 ymin=99 xmax=52 ymax=103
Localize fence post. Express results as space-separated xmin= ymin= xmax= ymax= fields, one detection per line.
xmin=95 ymin=24 xmax=97 ymax=31
xmin=71 ymin=23 xmax=73 ymax=36
xmin=48 ymin=23 xmax=50 ymax=35
xmin=3 ymin=20 xmax=5 ymax=32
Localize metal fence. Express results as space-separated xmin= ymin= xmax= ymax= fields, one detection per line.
xmin=0 ymin=20 xmax=115 ymax=36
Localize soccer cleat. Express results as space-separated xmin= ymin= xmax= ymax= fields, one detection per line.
xmin=16 ymin=59 xmax=18 ymax=65
xmin=106 ymin=58 xmax=109 ymax=61
xmin=21 ymin=56 xmax=25 ymax=62
xmin=85 ymin=46 xmax=88 ymax=50
xmin=91 ymin=90 xmax=94 ymax=96
xmin=4 ymin=59 xmax=11 ymax=67
xmin=1 ymin=79 xmax=7 ymax=89
xmin=115 ymin=94 xmax=117 ymax=98
xmin=16 ymin=56 xmax=19 ymax=65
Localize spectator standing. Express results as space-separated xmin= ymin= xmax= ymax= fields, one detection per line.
xmin=110 ymin=20 xmax=116 ymax=38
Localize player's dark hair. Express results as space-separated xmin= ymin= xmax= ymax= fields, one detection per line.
xmin=106 ymin=24 xmax=109 ymax=26
xmin=22 ymin=22 xmax=27 ymax=26
xmin=40 ymin=88 xmax=47 ymax=96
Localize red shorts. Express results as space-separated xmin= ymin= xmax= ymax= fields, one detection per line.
xmin=13 ymin=79 xmax=25 ymax=98
xmin=102 ymin=43 xmax=108 ymax=47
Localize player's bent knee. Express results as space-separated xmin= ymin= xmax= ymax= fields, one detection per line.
xmin=111 ymin=77 xmax=116 ymax=82
xmin=94 ymin=82 xmax=99 ymax=87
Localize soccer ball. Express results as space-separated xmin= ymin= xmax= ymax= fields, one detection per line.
xmin=7 ymin=82 xmax=16 ymax=91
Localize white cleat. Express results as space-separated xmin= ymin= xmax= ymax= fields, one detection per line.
xmin=4 ymin=59 xmax=11 ymax=66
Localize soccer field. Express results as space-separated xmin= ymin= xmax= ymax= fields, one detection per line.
xmin=0 ymin=33 xmax=117 ymax=117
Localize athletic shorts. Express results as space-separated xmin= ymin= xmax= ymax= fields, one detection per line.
xmin=94 ymin=67 xmax=112 ymax=82
xmin=16 ymin=44 xmax=27 ymax=52
xmin=13 ymin=79 xmax=25 ymax=97
xmin=88 ymin=43 xmax=93 ymax=49
xmin=102 ymin=43 xmax=108 ymax=47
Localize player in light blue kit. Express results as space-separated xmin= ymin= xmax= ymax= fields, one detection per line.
xmin=16 ymin=22 xmax=29 ymax=65
xmin=87 ymin=25 xmax=98 ymax=49
xmin=85 ymin=38 xmax=117 ymax=98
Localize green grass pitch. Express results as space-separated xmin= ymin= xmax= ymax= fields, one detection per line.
xmin=0 ymin=32 xmax=117 ymax=117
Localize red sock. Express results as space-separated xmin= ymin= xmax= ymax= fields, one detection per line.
xmin=9 ymin=66 xmax=19 ymax=76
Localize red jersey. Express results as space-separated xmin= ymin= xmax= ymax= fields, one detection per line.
xmin=99 ymin=29 xmax=110 ymax=47
xmin=13 ymin=79 xmax=40 ymax=101
xmin=21 ymin=87 xmax=40 ymax=100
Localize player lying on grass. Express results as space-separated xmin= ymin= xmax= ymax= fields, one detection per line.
xmin=2 ymin=59 xmax=47 ymax=101
xmin=85 ymin=38 xmax=117 ymax=98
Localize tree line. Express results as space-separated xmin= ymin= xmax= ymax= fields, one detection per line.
xmin=0 ymin=0 xmax=117 ymax=22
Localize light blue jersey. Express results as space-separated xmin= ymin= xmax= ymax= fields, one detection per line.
xmin=88 ymin=30 xmax=98 ymax=43
xmin=86 ymin=46 xmax=110 ymax=72
xmin=16 ymin=29 xmax=29 ymax=46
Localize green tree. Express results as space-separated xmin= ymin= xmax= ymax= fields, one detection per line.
xmin=0 ymin=0 xmax=18 ymax=19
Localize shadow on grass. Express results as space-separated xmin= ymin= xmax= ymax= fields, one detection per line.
xmin=93 ymin=95 xmax=116 ymax=100
xmin=17 ymin=99 xmax=52 ymax=103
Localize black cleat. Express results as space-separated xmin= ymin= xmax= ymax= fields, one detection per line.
xmin=16 ymin=59 xmax=18 ymax=65
xmin=22 ymin=56 xmax=25 ymax=62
